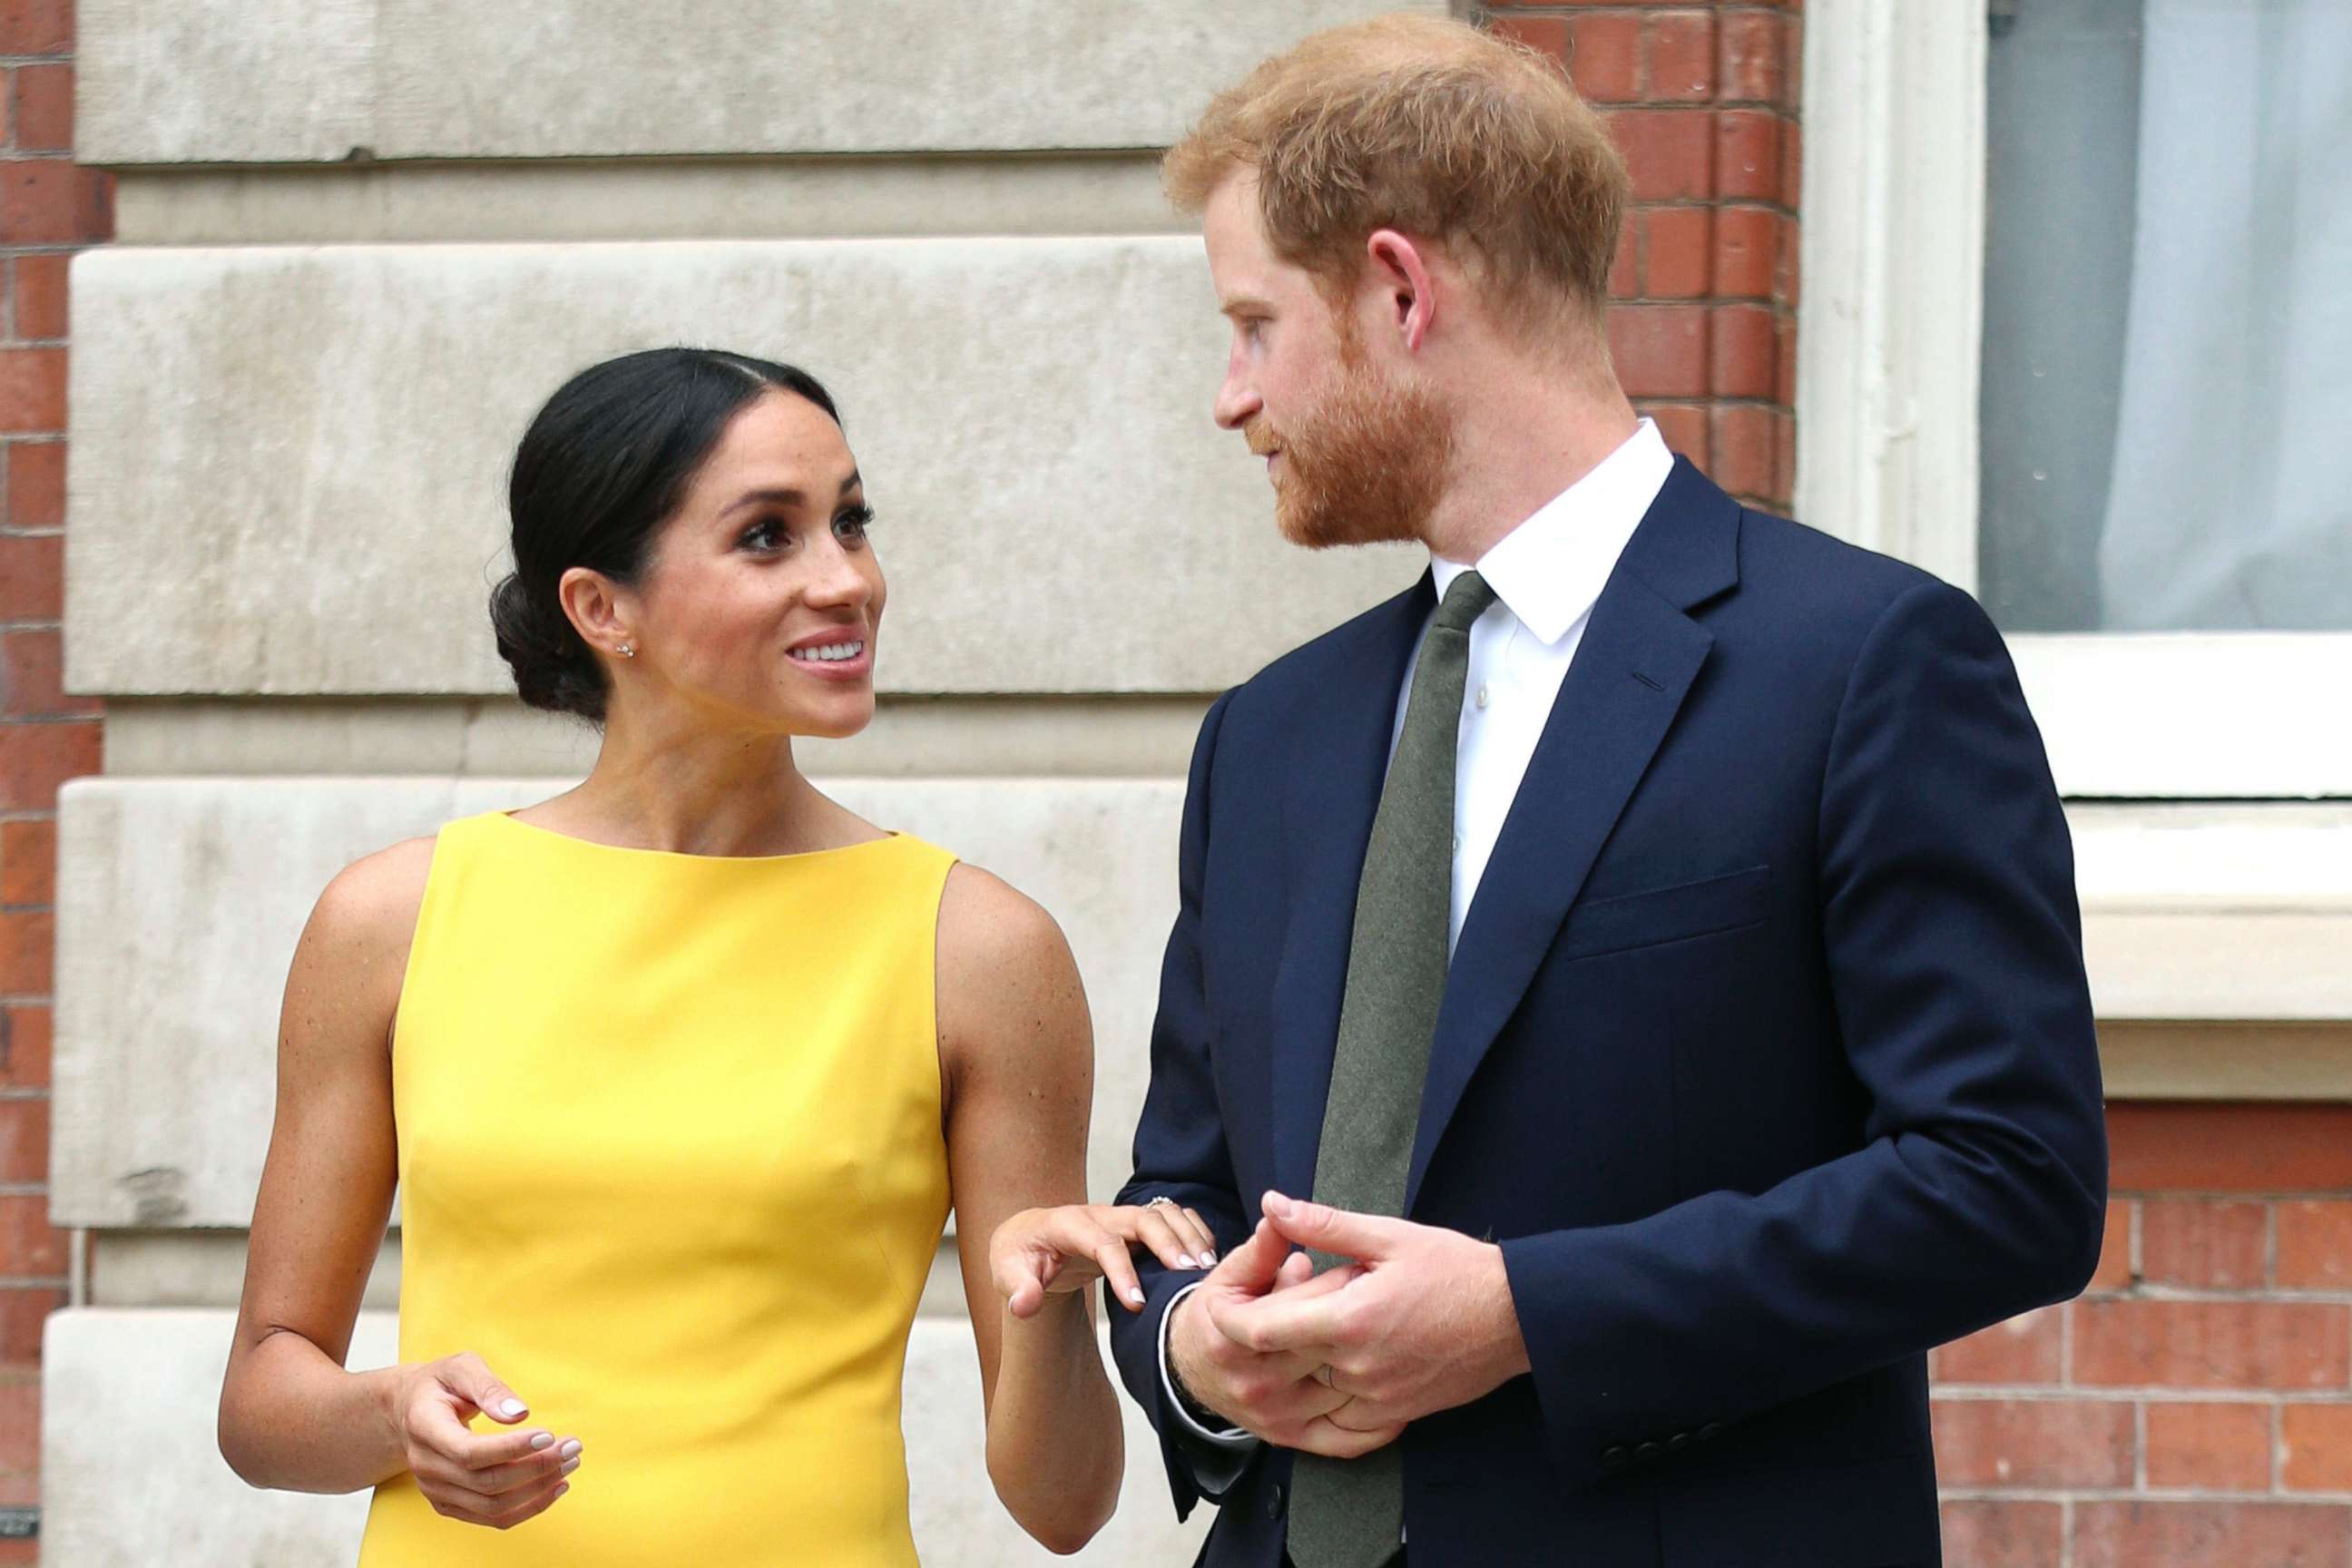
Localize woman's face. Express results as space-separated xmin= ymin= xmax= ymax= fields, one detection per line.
xmin=612 ymin=389 xmax=886 ymax=740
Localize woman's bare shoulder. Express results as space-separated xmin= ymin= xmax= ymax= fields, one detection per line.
xmin=934 ymin=862 xmax=1089 ymax=1061
xmin=289 ymin=834 xmax=441 ymax=1018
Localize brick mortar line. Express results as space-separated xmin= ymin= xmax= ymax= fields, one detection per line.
xmin=1940 ymin=1487 xmax=2352 ymax=1504
xmin=0 ymin=1278 xmax=64 ymax=1289
xmin=1936 ymin=1387 xmax=2352 ymax=1403
xmin=2115 ymin=1190 xmax=2352 ymax=1200
xmin=1489 ymin=6 xmax=1797 ymax=17
xmin=1612 ymin=297 xmax=1798 ymax=310
xmin=1627 ymin=197 xmax=1805 ymax=218
xmin=2079 ymin=1288 xmax=2352 ymax=1304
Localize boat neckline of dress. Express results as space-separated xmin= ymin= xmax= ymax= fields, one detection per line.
xmin=486 ymin=808 xmax=905 ymax=866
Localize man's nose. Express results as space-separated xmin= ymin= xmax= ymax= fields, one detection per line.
xmin=1214 ymin=373 xmax=1261 ymax=432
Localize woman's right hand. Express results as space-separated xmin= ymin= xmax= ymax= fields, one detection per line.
xmin=389 ymin=1352 xmax=581 ymax=1530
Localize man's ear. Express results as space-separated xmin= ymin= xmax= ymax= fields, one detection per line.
xmin=557 ymin=565 xmax=634 ymax=661
xmin=1365 ymin=229 xmax=1437 ymax=352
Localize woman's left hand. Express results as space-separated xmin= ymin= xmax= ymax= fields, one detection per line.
xmin=990 ymin=1200 xmax=1222 ymax=1318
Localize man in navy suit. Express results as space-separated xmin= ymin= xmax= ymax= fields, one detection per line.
xmin=1105 ymin=15 xmax=2107 ymax=1568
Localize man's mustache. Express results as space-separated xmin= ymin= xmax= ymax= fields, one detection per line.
xmin=1244 ymin=419 xmax=1280 ymax=457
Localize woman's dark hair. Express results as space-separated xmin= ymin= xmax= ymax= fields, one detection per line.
xmin=490 ymin=347 xmax=842 ymax=721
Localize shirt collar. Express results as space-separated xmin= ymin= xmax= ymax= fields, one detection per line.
xmin=1428 ymin=418 xmax=1675 ymax=647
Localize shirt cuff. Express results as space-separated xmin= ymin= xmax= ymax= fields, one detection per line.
xmin=1158 ymin=1279 xmax=1260 ymax=1485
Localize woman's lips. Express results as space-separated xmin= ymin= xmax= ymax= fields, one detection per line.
xmin=786 ymin=637 xmax=872 ymax=681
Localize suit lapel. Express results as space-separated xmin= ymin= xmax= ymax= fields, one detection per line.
xmin=1404 ymin=459 xmax=1742 ymax=1211
xmin=1269 ymin=573 xmax=1433 ymax=1205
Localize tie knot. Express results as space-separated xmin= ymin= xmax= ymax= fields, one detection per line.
xmin=1433 ymin=570 xmax=1497 ymax=636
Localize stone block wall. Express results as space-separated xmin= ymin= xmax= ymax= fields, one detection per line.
xmin=15 ymin=3 xmax=2351 ymax=1565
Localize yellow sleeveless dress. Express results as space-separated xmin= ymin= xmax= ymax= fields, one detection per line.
xmin=358 ymin=809 xmax=957 ymax=1566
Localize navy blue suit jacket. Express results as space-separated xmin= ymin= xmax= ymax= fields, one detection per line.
xmin=1107 ymin=461 xmax=2107 ymax=1568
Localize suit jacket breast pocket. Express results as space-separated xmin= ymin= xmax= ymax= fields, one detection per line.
xmin=1559 ymin=865 xmax=1771 ymax=962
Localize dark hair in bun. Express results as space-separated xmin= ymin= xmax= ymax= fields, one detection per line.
xmin=490 ymin=348 xmax=842 ymax=721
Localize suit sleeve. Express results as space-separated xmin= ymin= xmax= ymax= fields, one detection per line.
xmin=1105 ymin=688 xmax=1259 ymax=1516
xmin=1497 ymin=578 xmax=2108 ymax=1489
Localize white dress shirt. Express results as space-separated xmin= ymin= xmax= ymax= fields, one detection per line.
xmin=1156 ymin=420 xmax=1678 ymax=1485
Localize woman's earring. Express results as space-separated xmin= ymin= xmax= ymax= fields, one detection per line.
xmin=618 ymin=642 xmax=635 ymax=660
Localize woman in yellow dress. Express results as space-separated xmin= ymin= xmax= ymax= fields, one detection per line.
xmin=216 ymin=348 xmax=1223 ymax=1563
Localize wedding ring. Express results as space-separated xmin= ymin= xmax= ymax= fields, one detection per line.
xmin=1146 ymin=1196 xmax=1181 ymax=1212
xmin=1314 ymin=1364 xmax=1335 ymax=1387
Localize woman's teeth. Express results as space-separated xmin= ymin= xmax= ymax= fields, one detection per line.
xmin=790 ymin=642 xmax=866 ymax=663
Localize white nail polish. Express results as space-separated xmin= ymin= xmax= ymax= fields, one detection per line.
xmin=1178 ymin=1254 xmax=1199 ymax=1269
xmin=1201 ymin=1250 xmax=1218 ymax=1264
xmin=1127 ymin=1288 xmax=1146 ymax=1305
xmin=528 ymin=1432 xmax=554 ymax=1451
xmin=559 ymin=1439 xmax=583 ymax=1461
xmin=497 ymin=1399 xmax=526 ymax=1418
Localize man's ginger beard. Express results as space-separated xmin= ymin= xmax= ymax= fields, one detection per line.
xmin=1247 ymin=309 xmax=1455 ymax=550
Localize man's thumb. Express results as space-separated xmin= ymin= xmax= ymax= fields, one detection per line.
xmin=1207 ymin=1213 xmax=1288 ymax=1293
xmin=1261 ymin=1191 xmax=1394 ymax=1262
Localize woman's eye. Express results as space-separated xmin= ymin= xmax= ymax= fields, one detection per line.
xmin=834 ymin=505 xmax=874 ymax=541
xmin=740 ymin=519 xmax=787 ymax=552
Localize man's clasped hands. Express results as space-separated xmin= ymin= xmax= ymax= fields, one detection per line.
xmin=1165 ymin=1191 xmax=1535 ymax=1457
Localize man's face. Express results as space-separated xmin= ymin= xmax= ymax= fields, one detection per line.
xmin=1201 ymin=173 xmax=1452 ymax=549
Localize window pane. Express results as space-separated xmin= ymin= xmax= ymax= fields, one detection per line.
xmin=1980 ymin=0 xmax=2352 ymax=631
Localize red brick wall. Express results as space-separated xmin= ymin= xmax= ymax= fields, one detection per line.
xmin=1936 ymin=1104 xmax=2352 ymax=1566
xmin=1486 ymin=0 xmax=1800 ymax=511
xmin=0 ymin=0 xmax=105 ymax=1553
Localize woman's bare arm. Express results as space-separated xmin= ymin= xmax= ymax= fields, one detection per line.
xmin=942 ymin=863 xmax=1199 ymax=1555
xmin=219 ymin=839 xmax=578 ymax=1527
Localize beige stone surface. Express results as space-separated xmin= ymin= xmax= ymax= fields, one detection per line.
xmin=54 ymin=776 xmax=1186 ymax=1227
xmin=54 ymin=789 xmax=2351 ymax=1233
xmin=96 ymin=695 xmax=1212 ymax=780
xmin=43 ymin=1310 xmax=1209 ymax=1565
xmin=64 ymin=239 xmax=1419 ymax=697
xmin=113 ymin=155 xmax=1181 ymax=247
xmin=81 ymin=0 xmax=1443 ymax=164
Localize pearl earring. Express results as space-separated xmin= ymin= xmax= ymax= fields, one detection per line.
xmin=618 ymin=642 xmax=635 ymax=659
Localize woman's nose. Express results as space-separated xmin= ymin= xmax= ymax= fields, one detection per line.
xmin=803 ymin=541 xmax=874 ymax=609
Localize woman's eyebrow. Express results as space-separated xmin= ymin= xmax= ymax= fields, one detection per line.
xmin=721 ymin=486 xmax=806 ymax=520
xmin=721 ymin=471 xmax=861 ymax=521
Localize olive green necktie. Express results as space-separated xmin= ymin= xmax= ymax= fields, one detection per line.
xmin=1287 ymin=571 xmax=1495 ymax=1568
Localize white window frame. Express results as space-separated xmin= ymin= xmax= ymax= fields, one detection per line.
xmin=1794 ymin=0 xmax=2352 ymax=802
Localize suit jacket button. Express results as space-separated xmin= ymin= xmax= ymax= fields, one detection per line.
xmin=1634 ymin=1442 xmax=1662 ymax=1462
xmin=1265 ymin=1482 xmax=1285 ymax=1519
xmin=1698 ymin=1423 xmax=1724 ymax=1441
xmin=1600 ymin=1446 xmax=1627 ymax=1468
